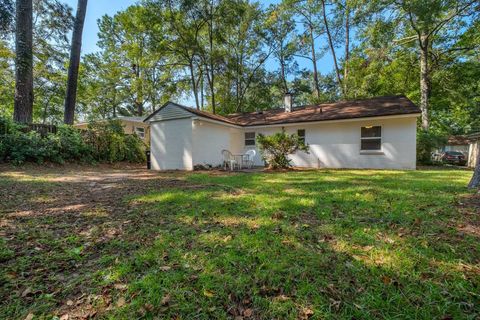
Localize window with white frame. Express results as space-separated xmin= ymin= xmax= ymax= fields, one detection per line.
xmin=360 ymin=126 xmax=381 ymax=151
xmin=297 ymin=129 xmax=306 ymax=143
xmin=135 ymin=127 xmax=145 ymax=139
xmin=245 ymin=132 xmax=256 ymax=146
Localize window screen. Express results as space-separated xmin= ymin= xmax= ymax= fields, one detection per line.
xmin=135 ymin=127 xmax=145 ymax=139
xmin=245 ymin=132 xmax=256 ymax=146
xmin=361 ymin=126 xmax=381 ymax=151
xmin=297 ymin=129 xmax=305 ymax=143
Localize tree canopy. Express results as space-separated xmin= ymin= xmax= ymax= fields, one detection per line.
xmin=0 ymin=0 xmax=479 ymax=136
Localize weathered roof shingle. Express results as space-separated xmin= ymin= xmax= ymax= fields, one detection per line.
xmin=148 ymin=95 xmax=421 ymax=126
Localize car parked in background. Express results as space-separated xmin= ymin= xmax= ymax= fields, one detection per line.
xmin=441 ymin=151 xmax=467 ymax=166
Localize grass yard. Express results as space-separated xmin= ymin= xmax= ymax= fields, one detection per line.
xmin=0 ymin=165 xmax=479 ymax=319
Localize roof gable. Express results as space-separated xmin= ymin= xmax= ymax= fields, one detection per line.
xmin=144 ymin=102 xmax=194 ymax=122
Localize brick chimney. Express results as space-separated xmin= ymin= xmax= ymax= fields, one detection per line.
xmin=284 ymin=92 xmax=293 ymax=112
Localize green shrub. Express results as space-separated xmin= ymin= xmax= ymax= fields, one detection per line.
xmin=84 ymin=120 xmax=146 ymax=163
xmin=417 ymin=130 xmax=447 ymax=165
xmin=256 ymin=129 xmax=309 ymax=169
xmin=0 ymin=117 xmax=146 ymax=165
xmin=125 ymin=134 xmax=147 ymax=162
xmin=56 ymin=125 xmax=93 ymax=161
xmin=0 ymin=131 xmax=45 ymax=164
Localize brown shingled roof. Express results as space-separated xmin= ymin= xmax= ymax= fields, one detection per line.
xmin=447 ymin=135 xmax=471 ymax=145
xmin=147 ymin=96 xmax=420 ymax=126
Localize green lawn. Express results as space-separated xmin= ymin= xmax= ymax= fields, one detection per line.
xmin=0 ymin=166 xmax=479 ymax=319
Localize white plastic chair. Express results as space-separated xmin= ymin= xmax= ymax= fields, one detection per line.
xmin=243 ymin=149 xmax=256 ymax=169
xmin=221 ymin=149 xmax=237 ymax=171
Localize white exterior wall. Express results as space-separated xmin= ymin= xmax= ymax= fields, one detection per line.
xmin=148 ymin=102 xmax=418 ymax=171
xmin=192 ymin=120 xmax=242 ymax=166
xmin=468 ymin=140 xmax=479 ymax=168
xmin=242 ymin=117 xmax=417 ymax=170
xmin=150 ymin=118 xmax=193 ymax=170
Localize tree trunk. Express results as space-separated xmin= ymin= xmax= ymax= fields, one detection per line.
xmin=321 ymin=0 xmax=344 ymax=97
xmin=64 ymin=0 xmax=88 ymax=125
xmin=200 ymin=72 xmax=204 ymax=110
xmin=208 ymin=6 xmax=216 ymax=114
xmin=14 ymin=0 xmax=33 ymax=124
xmin=468 ymin=145 xmax=480 ymax=189
xmin=309 ymin=25 xmax=320 ymax=98
xmin=280 ymin=58 xmax=288 ymax=94
xmin=42 ymin=94 xmax=54 ymax=124
xmin=419 ymin=34 xmax=429 ymax=131
xmin=189 ymin=60 xmax=200 ymax=109
xmin=133 ymin=63 xmax=143 ymax=116
xmin=112 ymin=89 xmax=117 ymax=118
xmin=344 ymin=7 xmax=349 ymax=96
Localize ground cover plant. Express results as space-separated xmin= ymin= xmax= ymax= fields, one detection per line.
xmin=0 ymin=165 xmax=479 ymax=319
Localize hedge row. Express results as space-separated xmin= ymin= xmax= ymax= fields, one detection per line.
xmin=0 ymin=118 xmax=146 ymax=164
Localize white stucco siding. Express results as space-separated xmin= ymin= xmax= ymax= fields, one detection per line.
xmin=150 ymin=118 xmax=193 ymax=170
xmin=148 ymin=101 xmax=418 ymax=171
xmin=192 ymin=120 xmax=241 ymax=166
xmin=468 ymin=140 xmax=479 ymax=168
xmin=244 ymin=117 xmax=417 ymax=169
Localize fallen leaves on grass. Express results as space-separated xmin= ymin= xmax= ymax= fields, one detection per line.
xmin=203 ymin=290 xmax=215 ymax=298
xmin=24 ymin=313 xmax=34 ymax=320
xmin=299 ymin=307 xmax=314 ymax=319
xmin=273 ymin=295 xmax=290 ymax=302
xmin=161 ymin=294 xmax=171 ymax=306
xmin=116 ymin=297 xmax=126 ymax=307
xmin=114 ymin=283 xmax=128 ymax=291
xmin=21 ymin=287 xmax=32 ymax=298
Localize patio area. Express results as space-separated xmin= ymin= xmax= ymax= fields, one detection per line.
xmin=221 ymin=149 xmax=259 ymax=171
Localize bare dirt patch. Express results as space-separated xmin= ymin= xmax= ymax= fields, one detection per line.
xmin=455 ymin=192 xmax=480 ymax=237
xmin=0 ymin=164 xmax=195 ymax=319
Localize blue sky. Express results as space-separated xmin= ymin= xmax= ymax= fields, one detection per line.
xmin=63 ymin=0 xmax=338 ymax=105
xmin=64 ymin=0 xmax=337 ymax=73
xmin=63 ymin=0 xmax=137 ymax=54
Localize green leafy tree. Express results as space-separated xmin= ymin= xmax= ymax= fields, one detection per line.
xmin=264 ymin=4 xmax=297 ymax=95
xmin=374 ymin=0 xmax=479 ymax=131
xmin=0 ymin=0 xmax=14 ymax=33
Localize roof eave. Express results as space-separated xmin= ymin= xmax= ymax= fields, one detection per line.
xmin=236 ymin=112 xmax=422 ymax=128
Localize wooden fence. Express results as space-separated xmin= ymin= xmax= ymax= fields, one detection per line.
xmin=0 ymin=121 xmax=57 ymax=136
xmin=26 ymin=124 xmax=57 ymax=136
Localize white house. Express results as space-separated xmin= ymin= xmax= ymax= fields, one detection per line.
xmin=144 ymin=95 xmax=421 ymax=170
xmin=468 ymin=132 xmax=479 ymax=168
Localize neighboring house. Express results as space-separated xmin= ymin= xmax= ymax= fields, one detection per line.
xmin=468 ymin=132 xmax=479 ymax=168
xmin=144 ymin=95 xmax=421 ymax=171
xmin=442 ymin=136 xmax=470 ymax=155
xmin=74 ymin=116 xmax=150 ymax=144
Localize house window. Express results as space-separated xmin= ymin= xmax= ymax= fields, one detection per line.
xmin=135 ymin=127 xmax=145 ymax=139
xmin=297 ymin=129 xmax=306 ymax=143
xmin=361 ymin=126 xmax=381 ymax=151
xmin=245 ymin=132 xmax=256 ymax=146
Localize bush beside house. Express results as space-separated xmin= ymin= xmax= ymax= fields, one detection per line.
xmin=416 ymin=131 xmax=447 ymax=165
xmin=0 ymin=118 xmax=146 ymax=164
xmin=256 ymin=130 xmax=309 ymax=169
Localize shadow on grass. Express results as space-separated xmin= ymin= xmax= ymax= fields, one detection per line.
xmin=0 ymin=168 xmax=478 ymax=319
xmin=105 ymin=170 xmax=478 ymax=319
